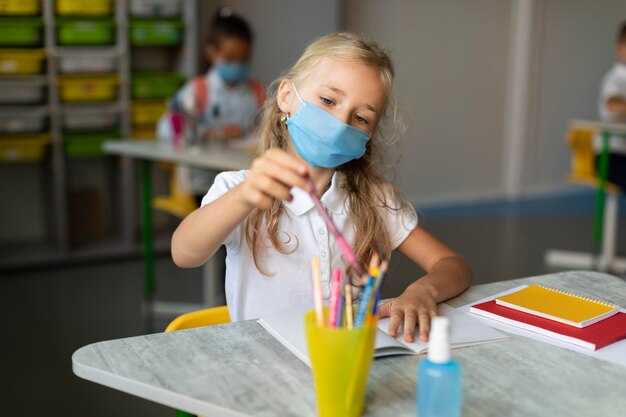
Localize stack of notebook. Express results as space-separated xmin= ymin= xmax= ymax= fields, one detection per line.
xmin=470 ymin=284 xmax=626 ymax=351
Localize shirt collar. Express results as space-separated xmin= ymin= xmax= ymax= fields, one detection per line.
xmin=284 ymin=171 xmax=346 ymax=217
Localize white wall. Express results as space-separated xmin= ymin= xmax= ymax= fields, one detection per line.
xmin=345 ymin=0 xmax=512 ymax=204
xmin=524 ymin=0 xmax=626 ymax=193
xmin=199 ymin=0 xmax=626 ymax=205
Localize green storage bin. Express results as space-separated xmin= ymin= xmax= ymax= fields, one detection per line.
xmin=64 ymin=129 xmax=120 ymax=157
xmin=129 ymin=19 xmax=183 ymax=45
xmin=131 ymin=72 xmax=184 ymax=99
xmin=0 ymin=17 xmax=43 ymax=46
xmin=57 ymin=18 xmax=115 ymax=45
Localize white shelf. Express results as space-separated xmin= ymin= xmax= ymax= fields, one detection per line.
xmin=50 ymin=46 xmax=125 ymax=57
xmin=0 ymin=0 xmax=199 ymax=269
xmin=61 ymin=102 xmax=122 ymax=114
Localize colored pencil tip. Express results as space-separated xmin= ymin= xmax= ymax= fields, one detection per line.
xmin=379 ymin=260 xmax=388 ymax=275
xmin=369 ymin=252 xmax=380 ymax=270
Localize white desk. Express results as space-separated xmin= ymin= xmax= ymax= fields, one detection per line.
xmin=103 ymin=140 xmax=253 ymax=172
xmin=103 ymin=140 xmax=254 ymax=321
xmin=545 ymin=119 xmax=626 ymax=274
xmin=73 ymin=271 xmax=626 ymax=417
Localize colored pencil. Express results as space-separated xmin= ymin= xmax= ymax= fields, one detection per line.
xmin=336 ymin=293 xmax=344 ymax=328
xmin=355 ymin=274 xmax=375 ymax=328
xmin=372 ymin=260 xmax=389 ymax=315
xmin=311 ymin=257 xmax=324 ymax=327
xmin=328 ymin=269 xmax=342 ymax=328
xmin=345 ymin=284 xmax=354 ymax=329
xmin=369 ymin=252 xmax=380 ymax=273
xmin=305 ymin=176 xmax=365 ymax=276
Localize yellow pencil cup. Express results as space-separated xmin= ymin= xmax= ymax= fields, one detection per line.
xmin=305 ymin=308 xmax=378 ymax=417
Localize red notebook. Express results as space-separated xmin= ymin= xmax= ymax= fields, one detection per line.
xmin=470 ymin=300 xmax=626 ymax=350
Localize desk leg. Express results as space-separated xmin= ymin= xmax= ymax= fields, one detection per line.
xmin=599 ymin=192 xmax=618 ymax=271
xmin=142 ymin=160 xmax=155 ymax=295
xmin=593 ymin=130 xmax=610 ymax=244
xmin=141 ymin=160 xmax=155 ymax=329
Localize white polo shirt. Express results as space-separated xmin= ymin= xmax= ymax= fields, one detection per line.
xmin=201 ymin=170 xmax=418 ymax=322
xmin=158 ymin=69 xmax=262 ymax=193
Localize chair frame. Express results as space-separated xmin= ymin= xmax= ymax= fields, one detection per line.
xmin=545 ymin=122 xmax=626 ymax=274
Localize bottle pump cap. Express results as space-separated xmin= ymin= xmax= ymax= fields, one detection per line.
xmin=427 ymin=316 xmax=451 ymax=363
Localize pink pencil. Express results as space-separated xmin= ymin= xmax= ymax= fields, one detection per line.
xmin=305 ymin=176 xmax=365 ymax=276
xmin=328 ymin=269 xmax=342 ymax=328
xmin=310 ymin=257 xmax=324 ymax=327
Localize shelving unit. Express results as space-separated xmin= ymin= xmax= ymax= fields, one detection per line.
xmin=0 ymin=0 xmax=198 ymax=269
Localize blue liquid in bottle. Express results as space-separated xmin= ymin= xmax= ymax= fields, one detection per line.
xmin=417 ymin=317 xmax=462 ymax=417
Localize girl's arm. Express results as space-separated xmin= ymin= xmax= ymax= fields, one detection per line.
xmin=377 ymin=226 xmax=471 ymax=343
xmin=171 ymin=149 xmax=311 ymax=267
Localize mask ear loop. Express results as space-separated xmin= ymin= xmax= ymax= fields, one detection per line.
xmin=291 ymin=82 xmax=306 ymax=106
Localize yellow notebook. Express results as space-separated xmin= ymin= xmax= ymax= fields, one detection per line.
xmin=495 ymin=284 xmax=619 ymax=328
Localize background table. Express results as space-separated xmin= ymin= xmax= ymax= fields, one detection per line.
xmin=72 ymin=271 xmax=626 ymax=416
xmin=545 ymin=119 xmax=626 ymax=274
xmin=104 ymin=140 xmax=253 ymax=321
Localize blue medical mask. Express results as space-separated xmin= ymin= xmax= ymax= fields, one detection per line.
xmin=216 ymin=61 xmax=250 ymax=84
xmin=286 ymin=84 xmax=370 ymax=168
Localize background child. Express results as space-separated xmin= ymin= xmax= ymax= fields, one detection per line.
xmin=597 ymin=20 xmax=626 ymax=190
xmin=172 ymin=32 xmax=471 ymax=342
xmin=158 ymin=7 xmax=265 ymax=198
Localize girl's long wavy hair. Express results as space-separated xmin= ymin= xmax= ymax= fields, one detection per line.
xmin=245 ymin=32 xmax=409 ymax=278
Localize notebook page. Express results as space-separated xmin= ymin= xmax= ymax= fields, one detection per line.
xmin=377 ymin=303 xmax=508 ymax=353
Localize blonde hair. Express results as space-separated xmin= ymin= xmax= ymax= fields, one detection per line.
xmin=245 ymin=32 xmax=409 ymax=278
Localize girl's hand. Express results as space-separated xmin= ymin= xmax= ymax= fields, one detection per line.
xmin=221 ymin=124 xmax=245 ymax=140
xmin=204 ymin=124 xmax=245 ymax=140
xmin=237 ymin=149 xmax=312 ymax=209
xmin=377 ymin=281 xmax=438 ymax=343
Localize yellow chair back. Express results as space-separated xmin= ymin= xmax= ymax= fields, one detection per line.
xmin=566 ymin=125 xmax=621 ymax=193
xmin=153 ymin=168 xmax=197 ymax=219
xmin=165 ymin=305 xmax=230 ymax=332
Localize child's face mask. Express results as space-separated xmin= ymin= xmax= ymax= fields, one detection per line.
xmin=286 ymin=83 xmax=370 ymax=168
xmin=216 ymin=61 xmax=250 ymax=85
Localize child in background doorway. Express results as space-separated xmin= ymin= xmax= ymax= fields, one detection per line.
xmin=597 ymin=21 xmax=626 ymax=190
xmin=157 ymin=7 xmax=265 ymax=201
xmin=172 ymin=32 xmax=471 ymax=342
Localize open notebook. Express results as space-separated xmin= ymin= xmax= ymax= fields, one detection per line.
xmin=257 ymin=303 xmax=508 ymax=367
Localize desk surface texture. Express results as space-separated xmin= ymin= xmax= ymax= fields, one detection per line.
xmin=73 ymin=271 xmax=626 ymax=417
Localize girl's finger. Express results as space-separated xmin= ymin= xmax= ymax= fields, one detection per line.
xmin=377 ymin=301 xmax=391 ymax=318
xmin=255 ymin=157 xmax=310 ymax=191
xmin=387 ymin=306 xmax=404 ymax=338
xmin=247 ymin=189 xmax=273 ymax=209
xmin=403 ymin=310 xmax=418 ymax=343
xmin=418 ymin=312 xmax=431 ymax=342
xmin=259 ymin=176 xmax=294 ymax=202
xmin=247 ymin=174 xmax=291 ymax=202
xmin=265 ymin=149 xmax=308 ymax=176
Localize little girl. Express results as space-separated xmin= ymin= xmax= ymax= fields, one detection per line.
xmin=172 ymin=32 xmax=471 ymax=342
xmin=158 ymin=7 xmax=265 ymax=197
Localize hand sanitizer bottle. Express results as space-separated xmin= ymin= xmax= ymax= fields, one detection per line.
xmin=417 ymin=316 xmax=462 ymax=417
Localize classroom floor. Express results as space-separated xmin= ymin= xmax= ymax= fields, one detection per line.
xmin=2 ymin=191 xmax=625 ymax=417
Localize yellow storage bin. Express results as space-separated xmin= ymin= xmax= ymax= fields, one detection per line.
xmin=59 ymin=75 xmax=118 ymax=102
xmin=0 ymin=48 xmax=45 ymax=74
xmin=56 ymin=0 xmax=113 ymax=16
xmin=132 ymin=127 xmax=156 ymax=140
xmin=0 ymin=133 xmax=50 ymax=163
xmin=0 ymin=0 xmax=41 ymax=15
xmin=131 ymin=100 xmax=165 ymax=126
